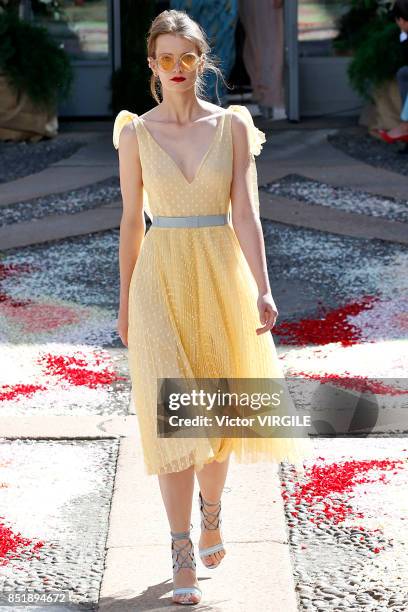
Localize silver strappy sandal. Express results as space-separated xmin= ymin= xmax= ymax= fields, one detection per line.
xmin=171 ymin=524 xmax=202 ymax=605
xmin=198 ymin=491 xmax=226 ymax=569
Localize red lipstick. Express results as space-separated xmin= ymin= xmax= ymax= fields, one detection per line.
xmin=171 ymin=76 xmax=186 ymax=82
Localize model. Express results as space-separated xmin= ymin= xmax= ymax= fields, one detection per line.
xmin=113 ymin=8 xmax=314 ymax=606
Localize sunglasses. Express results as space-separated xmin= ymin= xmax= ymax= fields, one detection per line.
xmin=154 ymin=52 xmax=201 ymax=73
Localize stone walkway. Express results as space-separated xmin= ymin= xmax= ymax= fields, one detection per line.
xmin=0 ymin=115 xmax=407 ymax=610
xmin=1 ymin=122 xmax=407 ymax=250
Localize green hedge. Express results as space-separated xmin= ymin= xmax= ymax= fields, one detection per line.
xmin=347 ymin=19 xmax=404 ymax=100
xmin=334 ymin=3 xmax=405 ymax=101
xmin=0 ymin=10 xmax=73 ymax=110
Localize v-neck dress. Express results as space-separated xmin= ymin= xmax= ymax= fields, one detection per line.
xmin=113 ymin=105 xmax=314 ymax=476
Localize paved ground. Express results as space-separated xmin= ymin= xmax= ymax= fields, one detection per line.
xmin=0 ymin=110 xmax=407 ymax=611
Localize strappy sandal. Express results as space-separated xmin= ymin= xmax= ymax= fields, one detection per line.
xmin=198 ymin=491 xmax=226 ymax=569
xmin=171 ymin=524 xmax=202 ymax=605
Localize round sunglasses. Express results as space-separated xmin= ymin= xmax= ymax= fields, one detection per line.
xmin=154 ymin=52 xmax=201 ymax=73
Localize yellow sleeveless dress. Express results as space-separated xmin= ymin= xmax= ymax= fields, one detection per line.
xmin=113 ymin=105 xmax=314 ymax=476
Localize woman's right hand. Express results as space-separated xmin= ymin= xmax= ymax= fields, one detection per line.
xmin=117 ymin=305 xmax=129 ymax=347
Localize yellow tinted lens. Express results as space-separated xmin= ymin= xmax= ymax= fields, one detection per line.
xmin=158 ymin=54 xmax=175 ymax=71
xmin=180 ymin=53 xmax=199 ymax=71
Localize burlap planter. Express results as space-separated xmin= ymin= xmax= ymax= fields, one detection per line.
xmin=359 ymin=77 xmax=402 ymax=133
xmin=0 ymin=73 xmax=58 ymax=142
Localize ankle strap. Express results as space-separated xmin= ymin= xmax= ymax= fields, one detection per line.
xmin=199 ymin=491 xmax=221 ymax=506
xmin=171 ymin=522 xmax=193 ymax=540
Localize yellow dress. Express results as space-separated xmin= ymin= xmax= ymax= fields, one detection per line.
xmin=113 ymin=104 xmax=315 ymax=476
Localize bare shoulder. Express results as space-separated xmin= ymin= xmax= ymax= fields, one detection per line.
xmin=230 ymin=109 xmax=248 ymax=130
xmin=201 ymin=101 xmax=228 ymax=119
xmin=197 ymin=101 xmax=231 ymax=124
xmin=118 ymin=119 xmax=139 ymax=154
xmin=120 ymin=119 xmax=137 ymax=138
xmin=139 ymin=107 xmax=160 ymax=122
xmin=230 ymin=110 xmax=250 ymax=148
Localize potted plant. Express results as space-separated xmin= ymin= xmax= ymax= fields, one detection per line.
xmin=0 ymin=0 xmax=73 ymax=141
xmin=333 ymin=0 xmax=406 ymax=131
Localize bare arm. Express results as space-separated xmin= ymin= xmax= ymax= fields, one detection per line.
xmin=230 ymin=112 xmax=278 ymax=333
xmin=116 ymin=121 xmax=145 ymax=346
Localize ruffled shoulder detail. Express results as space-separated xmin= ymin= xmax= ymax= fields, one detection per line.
xmin=227 ymin=104 xmax=266 ymax=156
xmin=112 ymin=109 xmax=138 ymax=149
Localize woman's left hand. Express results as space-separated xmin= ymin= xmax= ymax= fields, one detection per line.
xmin=256 ymin=292 xmax=279 ymax=334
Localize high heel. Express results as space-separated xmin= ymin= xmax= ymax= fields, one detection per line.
xmin=377 ymin=129 xmax=408 ymax=143
xmin=198 ymin=491 xmax=226 ymax=569
xmin=171 ymin=524 xmax=202 ymax=605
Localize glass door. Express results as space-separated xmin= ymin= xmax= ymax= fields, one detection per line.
xmin=285 ymin=0 xmax=362 ymax=118
xmin=298 ymin=0 xmax=346 ymax=57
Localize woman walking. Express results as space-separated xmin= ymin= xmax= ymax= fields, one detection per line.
xmin=113 ymin=9 xmax=313 ymax=605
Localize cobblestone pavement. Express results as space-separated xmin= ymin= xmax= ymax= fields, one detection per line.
xmin=0 ymin=230 xmax=129 ymax=417
xmin=0 ymin=138 xmax=84 ymax=184
xmin=0 ymin=439 xmax=118 ymax=610
xmin=328 ymin=131 xmax=408 ymax=178
xmin=1 ymin=220 xmax=407 ymax=608
xmin=263 ymin=174 xmax=408 ymax=222
xmin=0 ymin=124 xmax=407 ymax=609
xmin=281 ymin=438 xmax=408 ymax=612
xmin=0 ymin=177 xmax=119 ymax=228
xmin=259 ymin=220 xmax=408 ymax=610
xmin=1 ymin=221 xmax=406 ymax=415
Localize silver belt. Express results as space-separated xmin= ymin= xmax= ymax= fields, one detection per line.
xmin=151 ymin=214 xmax=229 ymax=228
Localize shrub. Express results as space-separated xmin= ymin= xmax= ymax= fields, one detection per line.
xmin=0 ymin=9 xmax=73 ymax=110
xmin=333 ymin=1 xmax=405 ymax=100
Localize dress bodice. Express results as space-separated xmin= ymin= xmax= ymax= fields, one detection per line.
xmin=113 ymin=104 xmax=266 ymax=221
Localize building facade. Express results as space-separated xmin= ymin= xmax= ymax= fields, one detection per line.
xmin=20 ymin=0 xmax=363 ymax=119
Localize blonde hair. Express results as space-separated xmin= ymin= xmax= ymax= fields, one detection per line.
xmin=146 ymin=9 xmax=230 ymax=104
